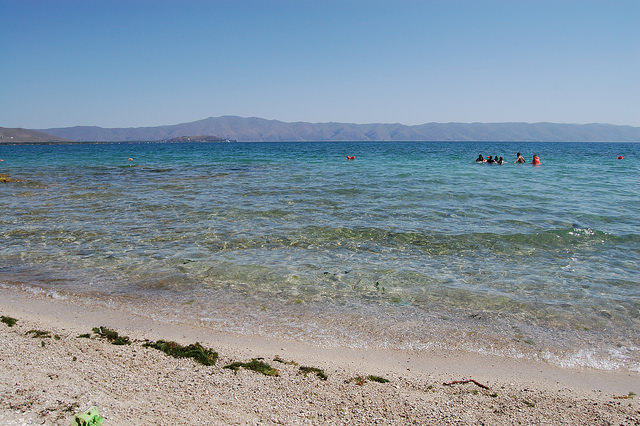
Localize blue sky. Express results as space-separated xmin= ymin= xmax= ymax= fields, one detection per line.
xmin=1 ymin=0 xmax=639 ymax=128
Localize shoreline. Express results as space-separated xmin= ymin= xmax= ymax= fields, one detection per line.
xmin=1 ymin=284 xmax=638 ymax=424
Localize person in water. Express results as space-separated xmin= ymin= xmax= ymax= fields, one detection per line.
xmin=476 ymin=154 xmax=485 ymax=163
xmin=486 ymin=155 xmax=494 ymax=164
xmin=515 ymin=152 xmax=526 ymax=163
xmin=496 ymin=156 xmax=504 ymax=165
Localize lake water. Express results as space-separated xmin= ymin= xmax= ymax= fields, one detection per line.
xmin=1 ymin=141 xmax=638 ymax=371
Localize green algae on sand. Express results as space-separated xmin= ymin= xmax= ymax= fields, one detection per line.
xmin=1 ymin=315 xmax=18 ymax=327
xmin=224 ymin=358 xmax=279 ymax=376
xmin=26 ymin=329 xmax=52 ymax=338
xmin=143 ymin=340 xmax=218 ymax=366
xmin=92 ymin=326 xmax=131 ymax=345
xmin=299 ymin=366 xmax=328 ymax=381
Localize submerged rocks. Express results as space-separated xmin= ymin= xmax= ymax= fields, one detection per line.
xmin=0 ymin=174 xmax=24 ymax=183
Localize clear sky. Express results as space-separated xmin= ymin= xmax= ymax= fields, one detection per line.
xmin=1 ymin=0 xmax=639 ymax=128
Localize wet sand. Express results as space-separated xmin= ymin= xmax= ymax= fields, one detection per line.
xmin=0 ymin=284 xmax=638 ymax=425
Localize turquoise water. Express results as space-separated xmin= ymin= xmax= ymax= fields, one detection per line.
xmin=1 ymin=141 xmax=639 ymax=370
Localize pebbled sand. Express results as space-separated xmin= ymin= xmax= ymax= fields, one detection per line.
xmin=0 ymin=285 xmax=638 ymax=425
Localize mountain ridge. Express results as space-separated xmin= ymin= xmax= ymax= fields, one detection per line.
xmin=0 ymin=127 xmax=73 ymax=143
xmin=34 ymin=116 xmax=640 ymax=142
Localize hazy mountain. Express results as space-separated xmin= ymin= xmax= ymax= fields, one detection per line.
xmin=39 ymin=116 xmax=640 ymax=142
xmin=0 ymin=127 xmax=73 ymax=143
xmin=164 ymin=135 xmax=232 ymax=142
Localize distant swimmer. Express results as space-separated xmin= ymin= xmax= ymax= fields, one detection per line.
xmin=532 ymin=155 xmax=541 ymax=165
xmin=496 ymin=156 xmax=504 ymax=165
xmin=475 ymin=154 xmax=485 ymax=163
xmin=515 ymin=152 xmax=526 ymax=163
xmin=486 ymin=155 xmax=495 ymax=164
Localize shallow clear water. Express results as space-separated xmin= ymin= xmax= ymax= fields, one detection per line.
xmin=1 ymin=141 xmax=639 ymax=370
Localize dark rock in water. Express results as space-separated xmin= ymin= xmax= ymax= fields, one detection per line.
xmin=0 ymin=174 xmax=24 ymax=183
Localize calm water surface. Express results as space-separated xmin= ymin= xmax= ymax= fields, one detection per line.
xmin=1 ymin=141 xmax=638 ymax=370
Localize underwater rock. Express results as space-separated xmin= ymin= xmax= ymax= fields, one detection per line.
xmin=0 ymin=174 xmax=24 ymax=183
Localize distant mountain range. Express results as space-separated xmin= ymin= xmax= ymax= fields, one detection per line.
xmin=22 ymin=116 xmax=640 ymax=142
xmin=164 ymin=135 xmax=234 ymax=143
xmin=0 ymin=127 xmax=72 ymax=143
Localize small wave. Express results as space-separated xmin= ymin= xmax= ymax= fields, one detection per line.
xmin=286 ymin=225 xmax=629 ymax=254
xmin=0 ymin=281 xmax=67 ymax=300
xmin=186 ymin=224 xmax=635 ymax=260
xmin=541 ymin=348 xmax=636 ymax=371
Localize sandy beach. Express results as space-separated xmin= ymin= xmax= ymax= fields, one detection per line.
xmin=0 ymin=284 xmax=637 ymax=425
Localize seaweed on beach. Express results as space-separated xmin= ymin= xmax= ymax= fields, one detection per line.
xmin=612 ymin=392 xmax=636 ymax=400
xmin=299 ymin=366 xmax=328 ymax=381
xmin=347 ymin=375 xmax=389 ymax=385
xmin=273 ymin=355 xmax=298 ymax=366
xmin=26 ymin=329 xmax=51 ymax=338
xmin=91 ymin=326 xmax=131 ymax=345
xmin=348 ymin=375 xmax=367 ymax=386
xmin=224 ymin=358 xmax=279 ymax=376
xmin=143 ymin=340 xmax=218 ymax=366
xmin=1 ymin=315 xmax=18 ymax=327
xmin=366 ymin=375 xmax=389 ymax=383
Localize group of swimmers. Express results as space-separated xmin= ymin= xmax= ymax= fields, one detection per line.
xmin=476 ymin=152 xmax=540 ymax=165
xmin=475 ymin=154 xmax=505 ymax=164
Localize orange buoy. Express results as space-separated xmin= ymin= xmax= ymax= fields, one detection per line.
xmin=532 ymin=155 xmax=541 ymax=165
xmin=618 ymin=155 xmax=623 ymax=160
xmin=346 ymin=155 xmax=355 ymax=160
xmin=128 ymin=158 xmax=134 ymax=161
